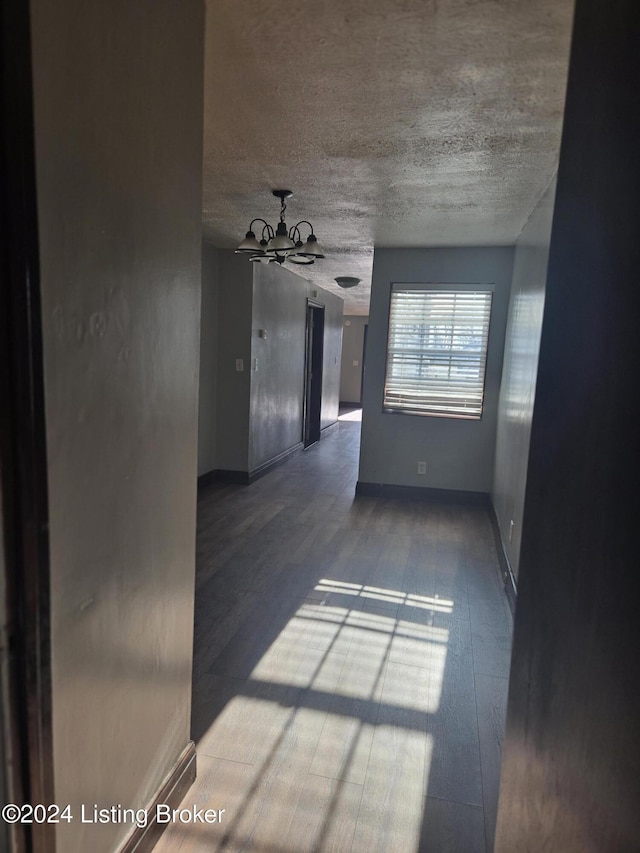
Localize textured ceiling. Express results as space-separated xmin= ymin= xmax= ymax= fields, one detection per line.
xmin=202 ymin=0 xmax=574 ymax=314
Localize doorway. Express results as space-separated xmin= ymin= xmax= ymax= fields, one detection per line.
xmin=360 ymin=322 xmax=368 ymax=405
xmin=303 ymin=301 xmax=325 ymax=448
xmin=1 ymin=1 xmax=55 ymax=849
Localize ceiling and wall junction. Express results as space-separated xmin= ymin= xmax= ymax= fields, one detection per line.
xmin=202 ymin=0 xmax=574 ymax=313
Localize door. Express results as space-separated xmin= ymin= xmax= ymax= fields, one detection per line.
xmin=303 ymin=302 xmax=325 ymax=448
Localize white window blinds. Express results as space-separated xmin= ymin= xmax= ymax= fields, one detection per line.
xmin=383 ymin=287 xmax=493 ymax=419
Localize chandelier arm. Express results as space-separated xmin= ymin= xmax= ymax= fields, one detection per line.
xmin=289 ymin=224 xmax=301 ymax=242
xmin=240 ymin=194 xmax=323 ymax=263
xmin=292 ymin=220 xmax=315 ymax=235
xmin=249 ymin=218 xmax=272 ymax=234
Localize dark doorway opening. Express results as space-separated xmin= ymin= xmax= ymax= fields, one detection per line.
xmin=303 ymin=301 xmax=325 ymax=448
xmin=360 ymin=322 xmax=368 ymax=405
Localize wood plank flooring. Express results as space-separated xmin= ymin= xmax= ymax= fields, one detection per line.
xmin=154 ymin=415 xmax=512 ymax=853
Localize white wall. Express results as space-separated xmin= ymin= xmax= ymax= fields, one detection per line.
xmin=358 ymin=247 xmax=513 ymax=493
xmin=340 ymin=316 xmax=368 ymax=404
xmin=492 ymin=176 xmax=557 ymax=581
xmin=319 ymin=293 xmax=344 ymax=431
xmin=30 ymin=1 xmax=203 ymax=849
xmin=198 ymin=242 xmax=219 ymax=475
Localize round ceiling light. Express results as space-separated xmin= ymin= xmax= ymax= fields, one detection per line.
xmin=334 ymin=277 xmax=361 ymax=289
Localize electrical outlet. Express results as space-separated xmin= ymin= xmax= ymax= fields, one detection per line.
xmin=417 ymin=461 xmax=426 ymax=475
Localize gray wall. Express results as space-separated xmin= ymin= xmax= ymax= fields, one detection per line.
xmin=30 ymin=2 xmax=203 ymax=851
xmin=250 ymin=265 xmax=343 ymax=469
xmin=492 ymin=177 xmax=557 ymax=581
xmin=340 ymin=316 xmax=368 ymax=404
xmin=215 ymin=252 xmax=253 ymax=472
xmin=250 ymin=264 xmax=308 ymax=470
xmin=198 ymin=242 xmax=220 ymax=476
xmin=495 ymin=0 xmax=640 ymax=848
xmin=358 ymin=247 xmax=513 ymax=493
xmin=202 ymin=255 xmax=343 ymax=476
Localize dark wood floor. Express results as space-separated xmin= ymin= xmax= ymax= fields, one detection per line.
xmin=155 ymin=415 xmax=512 ymax=853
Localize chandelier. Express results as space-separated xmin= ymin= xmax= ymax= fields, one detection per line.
xmin=235 ymin=190 xmax=325 ymax=265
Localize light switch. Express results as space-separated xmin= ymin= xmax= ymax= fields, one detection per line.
xmin=353 ymin=360 xmax=359 ymax=367
xmin=235 ymin=359 xmax=244 ymax=371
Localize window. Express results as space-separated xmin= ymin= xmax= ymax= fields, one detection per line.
xmin=383 ymin=285 xmax=493 ymax=419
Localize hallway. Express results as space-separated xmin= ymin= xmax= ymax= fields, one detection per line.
xmin=155 ymin=418 xmax=512 ymax=853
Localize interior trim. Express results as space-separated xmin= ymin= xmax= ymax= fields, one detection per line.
xmin=197 ymin=469 xmax=220 ymax=489
xmin=488 ymin=502 xmax=517 ymax=615
xmin=199 ymin=421 xmax=341 ymax=489
xmin=320 ymin=420 xmax=339 ymax=438
xmin=249 ymin=441 xmax=304 ymax=481
xmin=355 ymin=481 xmax=490 ymax=505
xmin=1 ymin=1 xmax=55 ymax=849
xmin=118 ymin=741 xmax=197 ymax=853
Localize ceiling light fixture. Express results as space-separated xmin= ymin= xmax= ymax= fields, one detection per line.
xmin=335 ymin=277 xmax=361 ymax=289
xmin=236 ymin=190 xmax=325 ymax=266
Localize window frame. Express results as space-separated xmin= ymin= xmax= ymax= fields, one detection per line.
xmin=382 ymin=282 xmax=494 ymax=421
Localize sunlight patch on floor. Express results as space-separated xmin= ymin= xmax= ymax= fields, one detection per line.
xmin=194 ymin=578 xmax=450 ymax=852
xmin=246 ymin=589 xmax=449 ymax=713
xmin=316 ymin=579 xmax=454 ymax=612
xmin=338 ymin=408 xmax=363 ymax=422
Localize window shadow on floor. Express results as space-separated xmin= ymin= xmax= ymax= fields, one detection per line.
xmin=170 ymin=424 xmax=511 ymax=853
